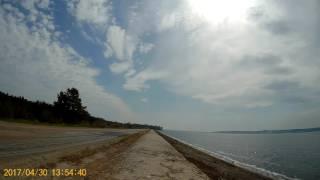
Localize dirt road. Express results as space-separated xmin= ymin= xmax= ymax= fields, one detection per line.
xmin=0 ymin=121 xmax=140 ymax=167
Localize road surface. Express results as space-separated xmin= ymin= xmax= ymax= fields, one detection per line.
xmin=0 ymin=121 xmax=139 ymax=164
xmin=109 ymin=130 xmax=209 ymax=179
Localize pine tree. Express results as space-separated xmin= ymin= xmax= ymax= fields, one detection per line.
xmin=54 ymin=88 xmax=89 ymax=123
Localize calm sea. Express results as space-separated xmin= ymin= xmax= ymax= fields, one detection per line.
xmin=162 ymin=130 xmax=320 ymax=180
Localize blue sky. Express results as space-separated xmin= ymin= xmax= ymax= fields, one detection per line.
xmin=1 ymin=0 xmax=320 ymax=131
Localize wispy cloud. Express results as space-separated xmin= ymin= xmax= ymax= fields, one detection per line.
xmin=67 ymin=0 xmax=113 ymax=27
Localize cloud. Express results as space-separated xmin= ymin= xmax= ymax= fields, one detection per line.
xmin=67 ymin=0 xmax=112 ymax=27
xmin=109 ymin=61 xmax=132 ymax=74
xmin=105 ymin=25 xmax=136 ymax=61
xmin=0 ymin=1 xmax=135 ymax=122
xmin=21 ymin=0 xmax=51 ymax=12
xmin=121 ymin=0 xmax=320 ymax=108
xmin=159 ymin=13 xmax=178 ymax=32
xmin=125 ymin=0 xmax=183 ymax=36
xmin=238 ymin=54 xmax=293 ymax=75
xmin=103 ymin=0 xmax=191 ymax=85
xmin=239 ymin=54 xmax=283 ymax=67
xmin=249 ymin=0 xmax=320 ymax=40
xmin=265 ymin=81 xmax=300 ymax=91
xmin=264 ymin=80 xmax=318 ymax=104
xmin=123 ymin=69 xmax=168 ymax=91
xmin=139 ymin=42 xmax=154 ymax=54
xmin=264 ymin=20 xmax=291 ymax=35
xmin=104 ymin=25 xmax=139 ymax=75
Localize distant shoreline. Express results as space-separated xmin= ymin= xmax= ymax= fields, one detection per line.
xmin=213 ymin=127 xmax=320 ymax=134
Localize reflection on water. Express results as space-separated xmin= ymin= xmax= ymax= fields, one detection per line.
xmin=162 ymin=130 xmax=320 ymax=180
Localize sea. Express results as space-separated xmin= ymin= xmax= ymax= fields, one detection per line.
xmin=161 ymin=130 xmax=320 ymax=180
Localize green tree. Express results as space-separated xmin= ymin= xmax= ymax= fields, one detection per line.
xmin=54 ymin=88 xmax=89 ymax=123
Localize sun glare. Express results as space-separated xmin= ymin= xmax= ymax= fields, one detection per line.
xmin=187 ymin=0 xmax=255 ymax=24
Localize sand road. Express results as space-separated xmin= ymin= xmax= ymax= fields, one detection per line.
xmin=0 ymin=121 xmax=139 ymax=165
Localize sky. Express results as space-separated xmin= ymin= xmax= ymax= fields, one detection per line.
xmin=0 ymin=0 xmax=320 ymax=131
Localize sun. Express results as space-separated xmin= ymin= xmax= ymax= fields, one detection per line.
xmin=187 ymin=0 xmax=255 ymax=24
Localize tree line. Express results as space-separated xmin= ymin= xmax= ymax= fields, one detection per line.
xmin=0 ymin=88 xmax=162 ymax=130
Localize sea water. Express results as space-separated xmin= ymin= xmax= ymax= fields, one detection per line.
xmin=162 ymin=130 xmax=320 ymax=180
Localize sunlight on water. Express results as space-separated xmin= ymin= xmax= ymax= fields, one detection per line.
xmin=163 ymin=130 xmax=320 ymax=180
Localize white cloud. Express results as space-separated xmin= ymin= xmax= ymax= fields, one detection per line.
xmin=0 ymin=2 xmax=135 ymax=122
xmin=105 ymin=25 xmax=139 ymax=75
xmin=106 ymin=25 xmax=138 ymax=61
xmin=68 ymin=0 xmax=112 ymax=27
xmin=109 ymin=61 xmax=132 ymax=74
xmin=122 ymin=0 xmax=320 ymax=108
xmin=139 ymin=42 xmax=154 ymax=54
xmin=20 ymin=0 xmax=51 ymax=11
xmin=159 ymin=13 xmax=178 ymax=31
xmin=123 ymin=69 xmax=168 ymax=91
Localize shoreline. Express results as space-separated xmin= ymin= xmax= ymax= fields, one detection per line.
xmin=0 ymin=122 xmax=208 ymax=179
xmin=158 ymin=131 xmax=281 ymax=180
xmin=0 ymin=121 xmax=295 ymax=179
